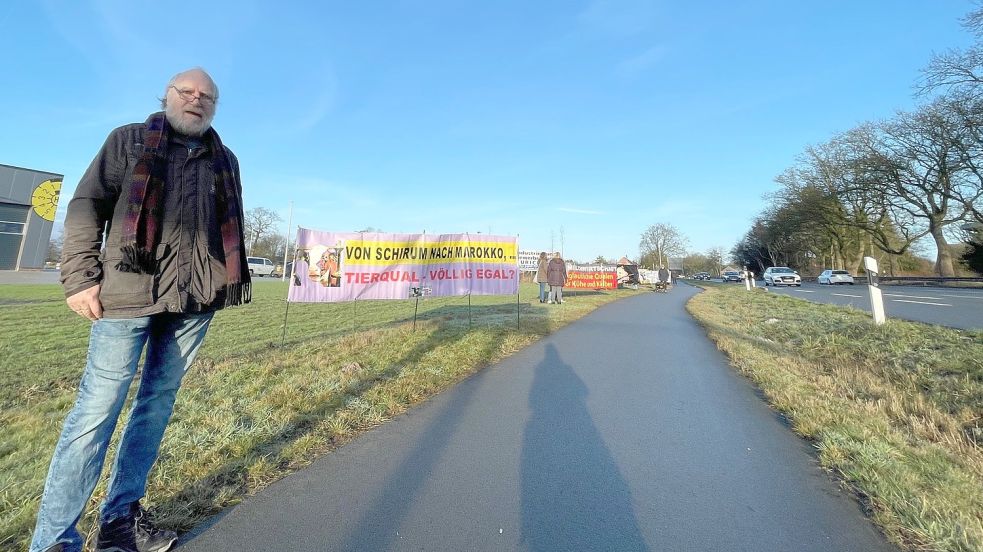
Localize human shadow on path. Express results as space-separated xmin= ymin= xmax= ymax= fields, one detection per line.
xmin=520 ymin=344 xmax=649 ymax=551
xmin=172 ymin=325 xmax=494 ymax=549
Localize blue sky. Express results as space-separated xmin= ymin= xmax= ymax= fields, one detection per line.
xmin=1 ymin=1 xmax=975 ymax=262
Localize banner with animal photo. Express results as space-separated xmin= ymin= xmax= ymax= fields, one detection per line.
xmin=287 ymin=228 xmax=519 ymax=303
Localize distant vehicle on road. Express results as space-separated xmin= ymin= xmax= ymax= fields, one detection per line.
xmin=763 ymin=267 xmax=802 ymax=287
xmin=694 ymin=272 xmax=711 ymax=281
xmin=722 ymin=270 xmax=743 ymax=282
xmin=247 ymin=256 xmax=276 ymax=277
xmin=818 ymin=269 xmax=855 ymax=285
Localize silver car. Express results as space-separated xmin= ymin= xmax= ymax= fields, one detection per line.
xmin=818 ymin=269 xmax=854 ymax=285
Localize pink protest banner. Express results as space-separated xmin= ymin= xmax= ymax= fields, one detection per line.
xmin=287 ymin=228 xmax=519 ymax=303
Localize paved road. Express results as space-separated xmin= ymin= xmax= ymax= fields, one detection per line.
xmin=0 ymin=269 xmax=62 ymax=284
xmin=177 ymin=285 xmax=896 ymax=552
xmin=750 ymin=281 xmax=983 ymax=330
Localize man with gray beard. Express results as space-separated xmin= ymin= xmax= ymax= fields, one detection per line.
xmin=30 ymin=68 xmax=250 ymax=552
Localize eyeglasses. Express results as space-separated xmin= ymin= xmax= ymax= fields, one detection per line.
xmin=170 ymin=86 xmax=216 ymax=106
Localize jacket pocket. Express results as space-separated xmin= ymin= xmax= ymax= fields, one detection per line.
xmin=99 ymin=256 xmax=154 ymax=310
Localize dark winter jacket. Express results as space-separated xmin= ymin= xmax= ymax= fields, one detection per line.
xmin=60 ymin=119 xmax=243 ymax=318
xmin=546 ymin=257 xmax=567 ymax=286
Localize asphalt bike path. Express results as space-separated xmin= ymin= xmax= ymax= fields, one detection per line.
xmin=177 ymin=284 xmax=897 ymax=552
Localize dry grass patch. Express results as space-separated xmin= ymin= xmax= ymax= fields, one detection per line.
xmin=687 ymin=285 xmax=983 ymax=552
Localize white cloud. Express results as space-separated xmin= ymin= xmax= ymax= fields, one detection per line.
xmin=558 ymin=207 xmax=606 ymax=215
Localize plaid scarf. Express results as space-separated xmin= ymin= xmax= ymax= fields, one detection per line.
xmin=116 ymin=112 xmax=251 ymax=307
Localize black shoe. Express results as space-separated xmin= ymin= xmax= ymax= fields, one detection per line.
xmin=96 ymin=503 xmax=177 ymax=552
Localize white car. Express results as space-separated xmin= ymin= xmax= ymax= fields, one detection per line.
xmin=818 ymin=269 xmax=854 ymax=285
xmin=763 ymin=266 xmax=801 ymax=287
xmin=247 ymin=256 xmax=276 ymax=277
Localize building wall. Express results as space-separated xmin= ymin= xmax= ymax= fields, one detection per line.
xmin=0 ymin=163 xmax=63 ymax=270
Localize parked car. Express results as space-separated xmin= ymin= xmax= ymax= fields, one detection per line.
xmin=763 ymin=266 xmax=801 ymax=286
xmin=246 ymin=256 xmax=276 ymax=277
xmin=693 ymin=272 xmax=711 ymax=281
xmin=818 ymin=269 xmax=854 ymax=285
xmin=722 ymin=270 xmax=743 ymax=282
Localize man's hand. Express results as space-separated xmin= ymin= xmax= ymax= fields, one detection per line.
xmin=67 ymin=285 xmax=103 ymax=321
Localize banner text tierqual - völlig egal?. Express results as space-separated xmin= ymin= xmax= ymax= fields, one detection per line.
xmin=287 ymin=228 xmax=519 ymax=303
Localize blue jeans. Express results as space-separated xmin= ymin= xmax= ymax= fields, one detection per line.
xmin=538 ymin=282 xmax=547 ymax=302
xmin=30 ymin=312 xmax=214 ymax=552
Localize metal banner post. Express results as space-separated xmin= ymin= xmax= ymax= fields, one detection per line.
xmin=409 ymin=286 xmax=432 ymax=331
xmin=516 ymin=290 xmax=520 ymax=330
xmin=280 ymin=300 xmax=290 ymax=347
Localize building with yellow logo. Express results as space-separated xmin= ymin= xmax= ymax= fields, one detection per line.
xmin=1 ymin=163 xmax=63 ymax=270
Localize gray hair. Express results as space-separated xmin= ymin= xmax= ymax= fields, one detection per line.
xmin=158 ymin=67 xmax=220 ymax=109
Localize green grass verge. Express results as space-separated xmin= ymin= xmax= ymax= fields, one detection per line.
xmin=0 ymin=282 xmax=643 ymax=551
xmin=686 ymin=284 xmax=983 ymax=552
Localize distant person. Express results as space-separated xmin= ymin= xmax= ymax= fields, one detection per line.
xmin=658 ymin=266 xmax=670 ymax=286
xmin=31 ymin=68 xmax=249 ymax=552
xmin=536 ymin=251 xmax=549 ymax=303
xmin=547 ymin=252 xmax=568 ymax=304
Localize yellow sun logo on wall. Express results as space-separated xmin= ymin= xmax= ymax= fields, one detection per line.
xmin=31 ymin=179 xmax=62 ymax=222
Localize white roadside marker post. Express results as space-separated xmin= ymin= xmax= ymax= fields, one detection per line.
xmin=744 ymin=267 xmax=752 ymax=291
xmin=750 ymin=271 xmax=756 ymax=288
xmin=864 ymin=256 xmax=886 ymax=325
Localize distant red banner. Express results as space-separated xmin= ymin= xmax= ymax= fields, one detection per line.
xmin=564 ymin=270 xmax=617 ymax=290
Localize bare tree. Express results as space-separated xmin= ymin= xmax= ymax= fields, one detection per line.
xmin=705 ymin=247 xmax=726 ymax=276
xmin=244 ymin=207 xmax=282 ymax=254
xmin=731 ymin=221 xmax=772 ymax=274
xmin=639 ymin=223 xmax=688 ymax=269
xmin=918 ymin=3 xmax=983 ymax=97
xmin=773 ymin=137 xmax=908 ymax=273
xmin=679 ymin=252 xmax=714 ymax=275
xmin=593 ymin=255 xmax=613 ymax=265
xmin=252 ymin=234 xmax=286 ymax=261
xmin=856 ymin=102 xmax=972 ymax=276
xmin=944 ymin=94 xmax=983 ymax=224
xmin=47 ymin=229 xmax=64 ymax=263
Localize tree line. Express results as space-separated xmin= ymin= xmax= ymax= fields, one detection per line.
xmin=636 ymin=223 xmax=730 ymax=276
xmin=244 ymin=207 xmax=286 ymax=261
xmin=733 ymin=6 xmax=983 ymax=277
